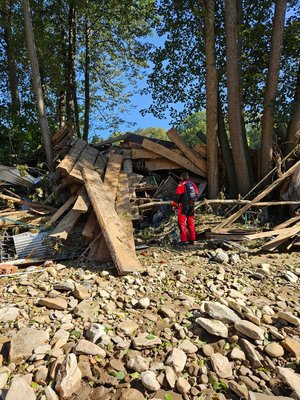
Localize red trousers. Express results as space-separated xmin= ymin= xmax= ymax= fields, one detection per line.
xmin=177 ymin=204 xmax=196 ymax=242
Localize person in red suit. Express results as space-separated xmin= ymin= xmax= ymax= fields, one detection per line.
xmin=172 ymin=171 xmax=199 ymax=246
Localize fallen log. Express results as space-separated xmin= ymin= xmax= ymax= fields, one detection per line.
xmin=0 ymin=193 xmax=57 ymax=212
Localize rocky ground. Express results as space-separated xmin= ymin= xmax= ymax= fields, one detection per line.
xmin=0 ymin=228 xmax=300 ymax=400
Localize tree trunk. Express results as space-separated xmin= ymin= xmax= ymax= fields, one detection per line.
xmin=236 ymin=0 xmax=255 ymax=184
xmin=23 ymin=0 xmax=54 ymax=170
xmin=218 ymin=97 xmax=238 ymax=197
xmin=66 ymin=2 xmax=80 ymax=137
xmin=260 ymin=0 xmax=287 ymax=179
xmin=2 ymin=0 xmax=20 ymax=118
xmin=285 ymin=62 xmax=300 ymax=156
xmin=83 ymin=14 xmax=90 ymax=142
xmin=224 ymin=0 xmax=251 ymax=195
xmin=203 ymin=0 xmax=219 ymax=199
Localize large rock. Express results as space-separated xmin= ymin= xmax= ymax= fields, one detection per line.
xmin=55 ymin=353 xmax=82 ymax=398
xmin=127 ymin=355 xmax=149 ymax=372
xmin=119 ymin=388 xmax=145 ymax=400
xmin=132 ymin=333 xmax=162 ymax=349
xmin=118 ymin=320 xmax=139 ymax=336
xmin=249 ymin=392 xmax=294 ymax=400
xmin=141 ymin=370 xmax=160 ymax=391
xmin=204 ymin=302 xmax=241 ymax=324
xmin=265 ymin=342 xmax=284 ymax=357
xmin=73 ymin=300 xmax=99 ymax=321
xmin=240 ymin=339 xmax=263 ymax=368
xmin=282 ymin=337 xmax=300 ymax=361
xmin=44 ymin=385 xmax=59 ymax=400
xmin=74 ymin=339 xmax=106 ymax=357
xmin=165 ymin=348 xmax=187 ymax=373
xmin=38 ymin=298 xmax=68 ymax=310
xmin=196 ymin=317 xmax=228 ymax=338
xmin=0 ymin=306 xmax=20 ymax=323
xmin=176 ymin=377 xmax=191 ymax=394
xmin=277 ymin=367 xmax=300 ymax=400
xmin=73 ymin=284 xmax=90 ymax=300
xmin=6 ymin=376 xmax=36 ymax=400
xmin=178 ymin=339 xmax=198 ymax=354
xmin=235 ymin=320 xmax=265 ymax=340
xmin=9 ymin=327 xmax=49 ymax=363
xmin=85 ymin=323 xmax=106 ymax=343
xmin=277 ymin=311 xmax=300 ymax=326
xmin=211 ymin=353 xmax=232 ymax=379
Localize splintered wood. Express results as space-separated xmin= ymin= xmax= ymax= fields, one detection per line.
xmin=82 ymin=168 xmax=140 ymax=274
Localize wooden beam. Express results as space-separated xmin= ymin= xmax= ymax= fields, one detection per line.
xmin=50 ymin=195 xmax=77 ymax=223
xmin=104 ymin=152 xmax=123 ymax=200
xmin=50 ymin=209 xmax=82 ymax=240
xmin=261 ymin=226 xmax=300 ymax=251
xmin=82 ymin=168 xmax=141 ymax=274
xmin=56 ymin=139 xmax=86 ymax=175
xmin=132 ymin=149 xmax=159 ymax=159
xmin=212 ymin=160 xmax=300 ymax=232
xmin=245 ymin=227 xmax=300 ymax=240
xmin=128 ymin=172 xmax=144 ymax=198
xmin=273 ymin=215 xmax=300 ymax=230
xmin=72 ymin=188 xmax=90 ymax=212
xmin=194 ymin=143 xmax=207 ymax=159
xmin=82 ymin=211 xmax=97 ymax=239
xmin=116 ymin=172 xmax=135 ymax=250
xmin=145 ymin=159 xmax=182 ymax=171
xmin=142 ymin=138 xmax=206 ymax=177
xmin=68 ymin=145 xmax=99 ymax=182
xmin=166 ymin=128 xmax=207 ymax=174
xmin=0 ymin=193 xmax=56 ymax=212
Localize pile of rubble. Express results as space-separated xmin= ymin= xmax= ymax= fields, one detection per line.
xmin=0 ymin=243 xmax=299 ymax=399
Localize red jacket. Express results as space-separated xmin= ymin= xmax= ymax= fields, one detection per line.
xmin=173 ymin=179 xmax=199 ymax=206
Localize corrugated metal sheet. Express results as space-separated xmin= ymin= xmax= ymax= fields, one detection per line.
xmin=13 ymin=231 xmax=84 ymax=260
xmin=0 ymin=166 xmax=35 ymax=187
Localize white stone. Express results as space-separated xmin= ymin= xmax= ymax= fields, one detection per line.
xmin=235 ymin=320 xmax=265 ymax=340
xmin=141 ymin=370 xmax=160 ymax=391
xmin=165 ymin=348 xmax=187 ymax=373
xmin=127 ymin=355 xmax=149 ymax=372
xmin=196 ymin=317 xmax=228 ymax=338
xmin=6 ymin=376 xmax=36 ymax=400
xmin=211 ymin=353 xmax=232 ymax=379
xmin=74 ymin=339 xmax=106 ymax=357
xmin=205 ymin=302 xmax=241 ymax=324
xmin=55 ymin=353 xmax=82 ymax=398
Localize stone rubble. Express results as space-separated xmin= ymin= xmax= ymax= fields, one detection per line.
xmin=0 ymin=245 xmax=299 ymax=400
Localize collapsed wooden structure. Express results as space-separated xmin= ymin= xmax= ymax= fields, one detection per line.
xmin=0 ymin=125 xmax=299 ymax=273
xmin=46 ymin=127 xmax=208 ymax=274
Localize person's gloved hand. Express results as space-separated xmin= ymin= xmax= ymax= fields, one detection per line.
xmin=171 ymin=201 xmax=177 ymax=211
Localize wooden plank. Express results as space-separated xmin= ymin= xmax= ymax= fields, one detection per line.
xmin=0 ymin=193 xmax=56 ymax=212
xmin=245 ymin=227 xmax=300 ymax=240
xmin=50 ymin=209 xmax=82 ymax=240
xmin=82 ymin=211 xmax=97 ymax=239
xmin=93 ymin=152 xmax=106 ymax=174
xmin=56 ymin=139 xmax=87 ymax=175
xmin=68 ymin=145 xmax=99 ymax=182
xmin=194 ymin=143 xmax=207 ymax=159
xmin=212 ymin=160 xmax=300 ymax=232
xmin=273 ymin=215 xmax=300 ymax=230
xmin=104 ymin=152 xmax=123 ymax=200
xmin=72 ymin=188 xmax=90 ymax=212
xmin=261 ymin=226 xmax=300 ymax=251
xmin=142 ymin=138 xmax=206 ymax=177
xmin=166 ymin=128 xmax=207 ymax=174
xmin=50 ymin=195 xmax=77 ymax=223
xmin=116 ymin=172 xmax=135 ymax=249
xmin=127 ymin=172 xmax=144 ymax=199
xmin=145 ymin=158 xmax=182 ymax=171
xmin=82 ymin=168 xmax=141 ymax=274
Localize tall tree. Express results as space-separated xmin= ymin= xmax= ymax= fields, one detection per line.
xmin=1 ymin=0 xmax=20 ymax=119
xmin=23 ymin=0 xmax=54 ymax=170
xmin=83 ymin=12 xmax=90 ymax=141
xmin=260 ymin=0 xmax=287 ymax=179
xmin=225 ymin=0 xmax=251 ymax=195
xmin=203 ymin=0 xmax=219 ymax=198
xmin=285 ymin=62 xmax=300 ymax=156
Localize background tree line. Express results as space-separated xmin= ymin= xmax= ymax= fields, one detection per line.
xmin=0 ymin=0 xmax=299 ymax=197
